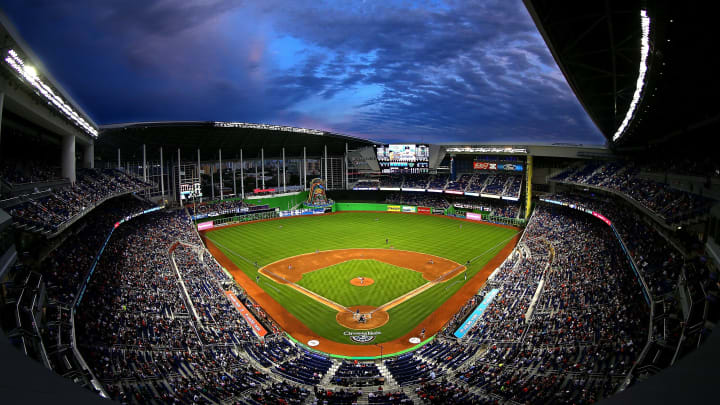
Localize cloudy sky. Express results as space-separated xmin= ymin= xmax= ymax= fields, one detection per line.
xmin=1 ymin=0 xmax=604 ymax=144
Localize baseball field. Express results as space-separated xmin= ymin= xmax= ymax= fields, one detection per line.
xmin=202 ymin=211 xmax=518 ymax=356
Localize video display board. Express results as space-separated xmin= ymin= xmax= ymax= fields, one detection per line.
xmin=376 ymin=144 xmax=429 ymax=173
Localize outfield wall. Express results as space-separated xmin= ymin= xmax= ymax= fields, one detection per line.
xmin=333 ymin=202 xmax=390 ymax=211
xmin=332 ymin=202 xmax=447 ymax=214
xmin=245 ymin=191 xmax=308 ymax=210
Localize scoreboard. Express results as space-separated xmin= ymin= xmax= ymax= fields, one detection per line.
xmin=376 ymin=144 xmax=429 ymax=173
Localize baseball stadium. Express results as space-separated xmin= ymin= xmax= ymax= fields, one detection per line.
xmin=1 ymin=1 xmax=719 ymax=405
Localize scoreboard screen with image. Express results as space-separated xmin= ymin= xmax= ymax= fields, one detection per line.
xmin=376 ymin=144 xmax=430 ymax=173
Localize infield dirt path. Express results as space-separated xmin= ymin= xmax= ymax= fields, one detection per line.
xmin=259 ymin=248 xmax=463 ymax=284
xmin=202 ymin=216 xmax=520 ymax=357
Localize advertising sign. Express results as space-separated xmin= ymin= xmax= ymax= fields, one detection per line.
xmin=224 ymin=291 xmax=267 ymax=337
xmin=402 ymin=206 xmax=416 ymax=213
xmin=466 ymin=212 xmax=483 ymax=221
xmin=197 ymin=221 xmax=214 ymax=230
xmin=417 ymin=207 xmax=432 ymax=214
xmin=387 ymin=205 xmax=401 ymax=212
xmin=454 ymin=288 xmax=499 ymax=338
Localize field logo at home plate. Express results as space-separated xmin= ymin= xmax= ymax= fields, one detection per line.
xmin=344 ymin=330 xmax=381 ymax=343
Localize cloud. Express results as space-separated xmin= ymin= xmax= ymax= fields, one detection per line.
xmin=0 ymin=0 xmax=604 ymax=144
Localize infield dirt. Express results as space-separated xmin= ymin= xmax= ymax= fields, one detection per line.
xmin=203 ymin=228 xmax=520 ymax=357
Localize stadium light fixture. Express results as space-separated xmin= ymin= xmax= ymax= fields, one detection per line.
xmin=4 ymin=49 xmax=98 ymax=137
xmin=612 ymin=10 xmax=651 ymax=142
xmin=214 ymin=121 xmax=324 ymax=136
xmin=23 ymin=64 xmax=37 ymax=78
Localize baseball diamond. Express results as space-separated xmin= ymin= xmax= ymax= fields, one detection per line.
xmin=202 ymin=211 xmax=519 ymax=356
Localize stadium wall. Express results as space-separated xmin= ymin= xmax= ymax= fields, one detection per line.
xmin=332 ymin=202 xmax=390 ymax=211
xmin=244 ymin=191 xmax=308 ymax=210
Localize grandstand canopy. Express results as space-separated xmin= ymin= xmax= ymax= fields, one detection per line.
xmin=96 ymin=121 xmax=376 ymax=161
xmin=525 ymin=1 xmax=720 ymax=149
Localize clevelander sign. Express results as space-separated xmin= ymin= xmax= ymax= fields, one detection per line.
xmin=225 ymin=291 xmax=267 ymax=337
xmin=454 ymin=288 xmax=500 ymax=339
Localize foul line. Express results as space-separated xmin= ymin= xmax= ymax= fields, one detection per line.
xmin=370 ymin=231 xmax=520 ymax=314
xmin=205 ymin=237 xmax=258 ymax=268
xmin=260 ymin=267 xmax=352 ymax=313
xmin=207 ymin=232 xmax=519 ymax=319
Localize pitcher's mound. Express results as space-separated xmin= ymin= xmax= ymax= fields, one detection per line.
xmin=337 ymin=305 xmax=389 ymax=330
xmin=350 ymin=277 xmax=375 ymax=287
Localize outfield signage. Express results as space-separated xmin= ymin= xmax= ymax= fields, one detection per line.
xmin=197 ymin=221 xmax=214 ymax=230
xmin=387 ymin=205 xmax=401 ymax=212
xmin=454 ymin=288 xmax=500 ymax=338
xmin=465 ymin=212 xmax=483 ymax=221
xmin=473 ymin=162 xmax=524 ymax=171
xmin=279 ymin=208 xmax=325 ymax=217
xmin=225 ymin=291 xmax=267 ymax=337
xmin=402 ymin=205 xmax=416 ymax=213
xmin=418 ymin=206 xmax=432 ymax=214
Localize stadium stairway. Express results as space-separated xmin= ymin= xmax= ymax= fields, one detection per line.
xmin=319 ymin=359 xmax=341 ymax=386
xmin=377 ymin=362 xmax=399 ymax=387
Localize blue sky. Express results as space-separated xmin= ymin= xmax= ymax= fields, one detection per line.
xmin=0 ymin=0 xmax=605 ymax=144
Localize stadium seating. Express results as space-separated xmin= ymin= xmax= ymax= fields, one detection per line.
xmin=5 ymin=168 xmax=150 ymax=234
xmin=552 ymin=161 xmax=713 ymax=223
xmin=385 ymin=192 xmax=449 ymax=209
xmin=2 ymin=167 xmax=717 ymax=405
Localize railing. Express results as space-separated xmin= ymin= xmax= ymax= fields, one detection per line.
xmin=68 ymin=205 xmax=164 ymax=399
xmin=537 ymin=198 xmax=656 ymax=391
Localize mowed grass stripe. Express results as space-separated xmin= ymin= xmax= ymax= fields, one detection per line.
xmin=206 ymin=212 xmax=517 ymax=343
xmin=296 ymin=260 xmax=427 ymax=307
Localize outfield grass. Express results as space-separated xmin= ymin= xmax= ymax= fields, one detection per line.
xmin=205 ymin=212 xmax=517 ymax=344
xmin=296 ymin=259 xmax=427 ymax=307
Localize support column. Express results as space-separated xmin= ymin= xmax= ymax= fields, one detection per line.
xmin=219 ymin=149 xmax=223 ymax=200
xmin=83 ymin=142 xmax=94 ymax=169
xmin=61 ymin=135 xmax=76 ymax=183
xmin=211 ymin=161 xmax=215 ymax=200
xmin=282 ymin=147 xmax=286 ymax=193
xmin=324 ymin=145 xmax=328 ymax=185
xmin=303 ymin=147 xmax=307 ymax=190
xmin=197 ymin=149 xmax=201 ymax=201
xmin=525 ymin=155 xmax=533 ymax=219
xmin=232 ymin=161 xmax=236 ymax=197
xmin=261 ymin=148 xmax=265 ymax=189
xmin=240 ymin=149 xmax=245 ymax=199
xmin=160 ymin=147 xmax=165 ymax=201
xmin=142 ymin=144 xmax=147 ymax=181
xmin=345 ymin=142 xmax=349 ymax=190
xmin=117 ymin=148 xmax=121 ymax=170
xmin=255 ymin=158 xmax=259 ymax=190
xmin=177 ymin=148 xmax=181 ymax=202
xmin=277 ymin=164 xmax=280 ymax=190
xmin=0 ymin=92 xmax=4 ymax=149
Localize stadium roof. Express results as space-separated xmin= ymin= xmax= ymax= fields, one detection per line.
xmin=525 ymin=1 xmax=720 ymax=149
xmin=0 ymin=10 xmax=98 ymax=138
xmin=96 ymin=121 xmax=376 ymax=162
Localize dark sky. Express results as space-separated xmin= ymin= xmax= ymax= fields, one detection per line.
xmin=0 ymin=0 xmax=605 ymax=145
